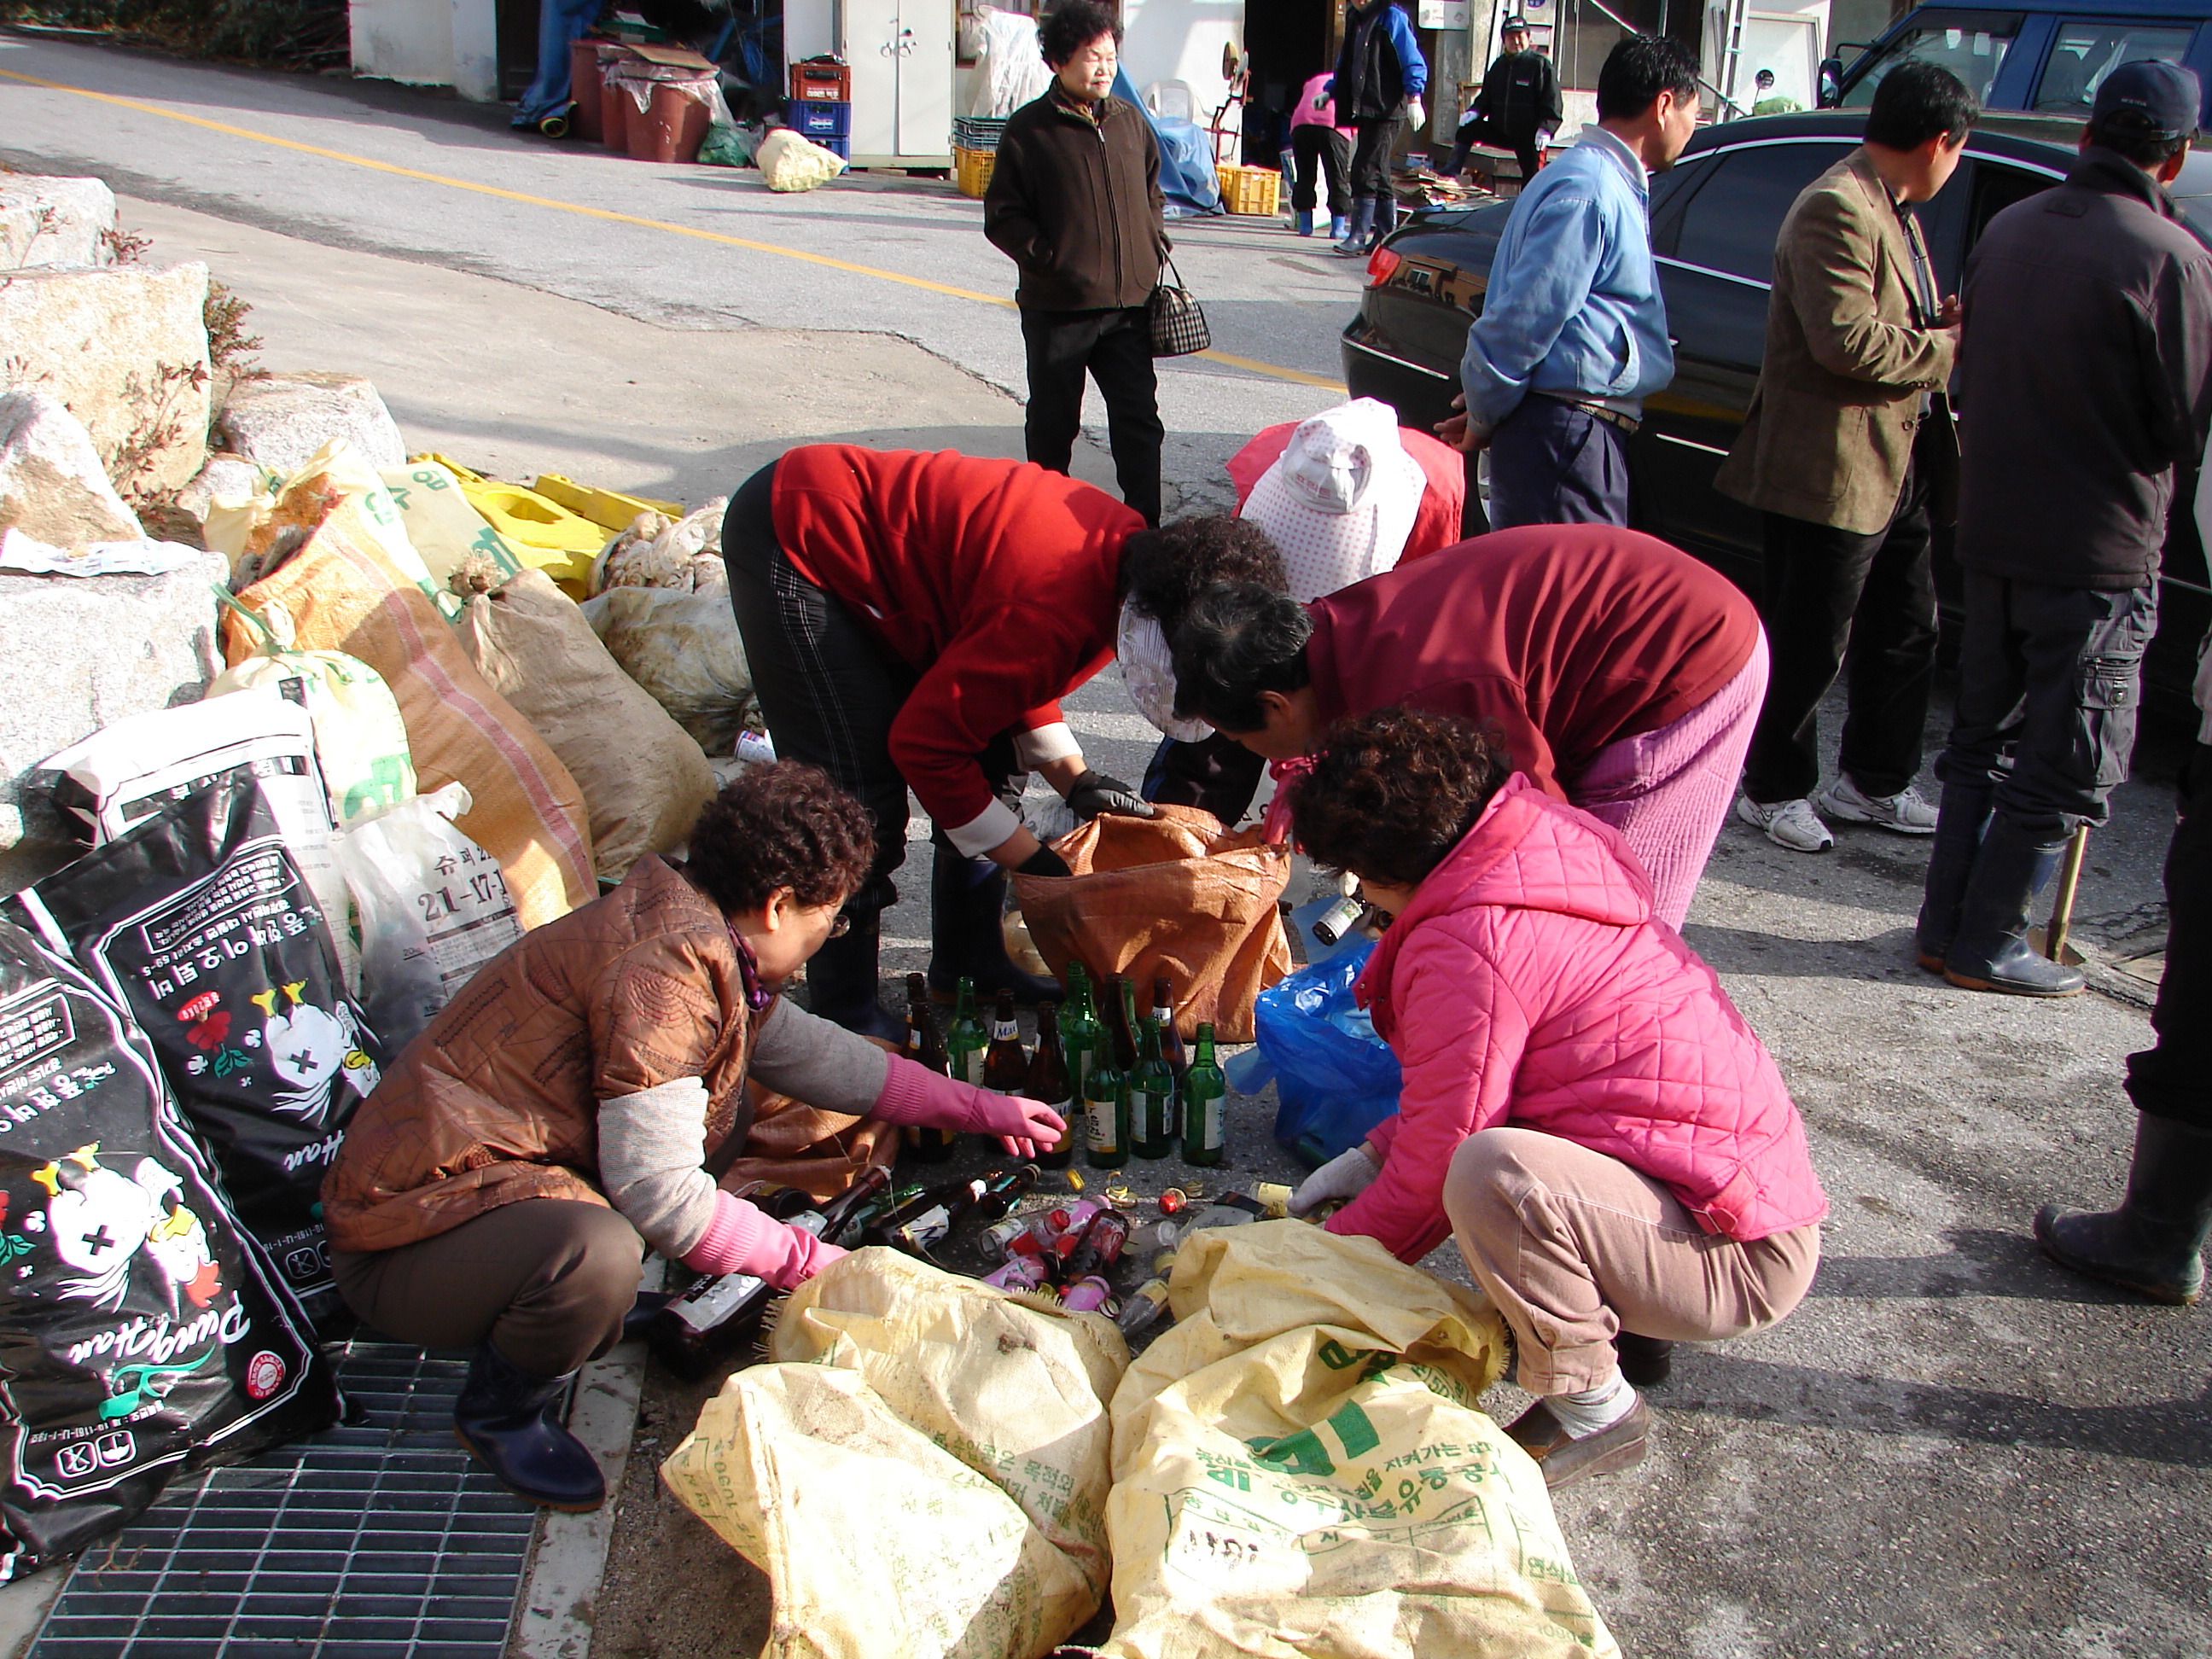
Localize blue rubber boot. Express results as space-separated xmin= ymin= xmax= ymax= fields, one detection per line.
xmin=1296 ymin=210 xmax=1315 ymax=236
xmin=1330 ymin=213 xmax=1351 ymax=240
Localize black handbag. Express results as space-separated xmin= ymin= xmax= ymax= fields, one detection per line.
xmin=1147 ymin=259 xmax=1210 ymax=358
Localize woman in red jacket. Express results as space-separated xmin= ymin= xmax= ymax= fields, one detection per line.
xmin=725 ymin=445 xmax=1158 ymax=1037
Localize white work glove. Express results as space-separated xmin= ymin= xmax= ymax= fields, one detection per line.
xmin=1405 ymin=96 xmax=1427 ymax=131
xmin=1289 ymin=1144 xmax=1381 ymax=1217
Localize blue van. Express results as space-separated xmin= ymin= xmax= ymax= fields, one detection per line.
xmin=1818 ymin=0 xmax=2212 ymax=124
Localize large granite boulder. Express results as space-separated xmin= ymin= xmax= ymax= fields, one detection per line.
xmin=0 ymin=550 xmax=228 ymax=894
xmin=0 ymin=176 xmax=118 ymax=270
xmin=214 ymin=372 xmax=405 ymax=474
xmin=0 ymin=389 xmax=143 ymax=547
xmin=0 ymin=262 xmax=212 ymax=499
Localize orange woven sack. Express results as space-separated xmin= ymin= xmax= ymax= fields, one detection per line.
xmin=220 ymin=475 xmax=596 ymax=931
xmin=1011 ymin=805 xmax=1291 ymax=1042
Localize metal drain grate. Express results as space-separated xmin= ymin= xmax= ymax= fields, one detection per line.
xmin=29 ymin=1341 xmax=536 ymax=1658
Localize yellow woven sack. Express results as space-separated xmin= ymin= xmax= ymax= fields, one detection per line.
xmin=1096 ymin=1221 xmax=1620 ymax=1659
xmin=661 ymin=1247 xmax=1126 ymax=1659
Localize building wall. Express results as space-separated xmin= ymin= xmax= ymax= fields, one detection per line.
xmin=348 ymin=0 xmax=500 ymax=101
xmin=1120 ymin=0 xmax=1244 ymax=128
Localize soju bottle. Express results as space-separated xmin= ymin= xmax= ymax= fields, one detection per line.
xmin=981 ymin=991 xmax=1029 ymax=1092
xmin=1181 ymin=1022 xmax=1226 ymax=1167
xmin=1152 ymin=975 xmax=1189 ymax=1080
xmin=1131 ymin=1016 xmax=1176 ymax=1159
xmin=1083 ymin=1053 xmax=1130 ymax=1169
xmin=903 ymin=973 xmax=956 ymax=1164
xmin=1026 ymin=1003 xmax=1076 ymax=1170
xmin=1057 ymin=963 xmax=1103 ymax=1099
xmin=945 ymin=976 xmax=988 ymax=1086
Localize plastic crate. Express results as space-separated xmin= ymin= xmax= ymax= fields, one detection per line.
xmin=790 ymin=60 xmax=851 ymax=101
xmin=789 ymin=99 xmax=850 ymax=137
xmin=952 ymin=115 xmax=1008 ymax=151
xmin=953 ymin=144 xmax=996 ymax=197
xmin=1217 ymin=164 xmax=1282 ymax=216
xmin=814 ymin=133 xmax=851 ymax=160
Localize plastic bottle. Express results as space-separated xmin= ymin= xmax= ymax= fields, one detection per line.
xmin=1060 ymin=1275 xmax=1115 ymax=1313
xmin=1131 ymin=1016 xmax=1176 ymax=1160
xmin=1181 ymin=1022 xmax=1227 ymax=1167
xmin=1025 ymin=1002 xmax=1076 ymax=1170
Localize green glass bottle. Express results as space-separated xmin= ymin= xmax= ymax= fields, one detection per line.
xmin=946 ymin=975 xmax=988 ymax=1087
xmin=1083 ymin=1054 xmax=1130 ymax=1169
xmin=1181 ymin=1022 xmax=1226 ymax=1167
xmin=1131 ymin=1016 xmax=1176 ymax=1160
xmin=1057 ymin=963 xmax=1103 ymax=1099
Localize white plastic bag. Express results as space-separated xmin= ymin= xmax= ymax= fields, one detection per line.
xmin=335 ymin=782 xmax=522 ymax=1053
xmin=208 ymin=596 xmax=416 ymax=827
xmin=758 ymin=127 xmax=847 ymax=192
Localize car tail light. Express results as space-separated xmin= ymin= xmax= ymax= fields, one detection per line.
xmin=1365 ymin=247 xmax=1402 ymax=287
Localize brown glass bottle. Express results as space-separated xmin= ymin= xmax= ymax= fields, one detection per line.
xmin=981 ymin=991 xmax=1029 ymax=1092
xmin=902 ymin=971 xmax=956 ymax=1163
xmin=1152 ymin=975 xmax=1190 ymax=1079
xmin=1103 ymin=975 xmax=1139 ymax=1072
xmin=1025 ymin=1001 xmax=1076 ymax=1169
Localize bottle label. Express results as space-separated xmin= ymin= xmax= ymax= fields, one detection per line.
xmin=992 ymin=1019 xmax=1021 ymax=1042
xmin=1135 ymin=1088 xmax=1172 ymax=1143
xmin=1195 ymin=1097 xmax=1224 ymax=1152
xmin=1086 ymin=1096 xmax=1120 ymax=1154
xmin=962 ymin=1051 xmax=986 ymax=1086
xmin=668 ymin=1271 xmax=763 ymax=1334
xmin=899 ymin=1204 xmax=953 ymax=1249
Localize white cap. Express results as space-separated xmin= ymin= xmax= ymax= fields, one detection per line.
xmin=1239 ymin=399 xmax=1424 ymax=603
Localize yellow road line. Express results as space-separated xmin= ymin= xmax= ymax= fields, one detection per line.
xmin=0 ymin=64 xmax=1348 ymax=392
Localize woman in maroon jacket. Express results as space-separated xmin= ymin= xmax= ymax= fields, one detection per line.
xmin=1167 ymin=524 xmax=1769 ymax=929
xmin=724 ymin=445 xmax=1159 ymax=1038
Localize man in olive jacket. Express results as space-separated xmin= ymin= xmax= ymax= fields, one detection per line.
xmin=985 ymin=1 xmax=1167 ymax=526
xmin=1920 ymin=59 xmax=2212 ymax=998
xmin=1716 ymin=61 xmax=1975 ymax=856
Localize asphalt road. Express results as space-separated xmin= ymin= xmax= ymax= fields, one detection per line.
xmin=4 ymin=34 xmax=2209 ymax=1659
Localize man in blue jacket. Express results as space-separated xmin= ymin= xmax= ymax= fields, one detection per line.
xmin=1448 ymin=35 xmax=1698 ymax=528
xmin=1330 ymin=0 xmax=1428 ymax=255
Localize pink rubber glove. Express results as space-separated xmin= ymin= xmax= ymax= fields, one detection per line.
xmin=682 ymin=1192 xmax=847 ymax=1289
xmin=870 ymin=1053 xmax=1067 ymax=1159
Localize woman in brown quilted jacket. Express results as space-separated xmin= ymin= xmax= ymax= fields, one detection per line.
xmin=320 ymin=762 xmax=1064 ymax=1511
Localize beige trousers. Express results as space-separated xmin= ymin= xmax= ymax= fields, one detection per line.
xmin=1441 ymin=1126 xmax=1821 ymax=1395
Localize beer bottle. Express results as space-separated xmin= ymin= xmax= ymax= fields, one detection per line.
xmin=1151 ymin=975 xmax=1190 ymax=1080
xmin=902 ymin=973 xmax=956 ymax=1163
xmin=1181 ymin=1022 xmax=1226 ymax=1167
xmin=647 ymin=1168 xmax=891 ymax=1378
xmin=1131 ymin=1016 xmax=1176 ymax=1160
xmin=973 ymin=1163 xmax=1039 ymax=1221
xmin=1025 ymin=1004 xmax=1077 ymax=1170
xmin=862 ymin=1174 xmax=988 ymax=1259
xmin=1084 ymin=1051 xmax=1130 ymax=1170
xmin=1057 ymin=964 xmax=1103 ymax=1098
xmin=1103 ymin=975 xmax=1139 ymax=1072
xmin=981 ymin=991 xmax=1029 ymax=1092
xmin=945 ymin=976 xmax=988 ymax=1086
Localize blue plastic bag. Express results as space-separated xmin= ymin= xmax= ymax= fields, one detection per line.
xmin=1228 ymin=938 xmax=1402 ymax=1169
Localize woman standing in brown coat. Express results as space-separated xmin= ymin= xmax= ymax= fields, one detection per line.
xmin=322 ymin=764 xmax=1062 ymax=1510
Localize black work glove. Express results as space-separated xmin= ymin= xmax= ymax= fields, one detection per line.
xmin=1017 ymin=844 xmax=1074 ymax=878
xmin=1065 ymin=770 xmax=1158 ymax=822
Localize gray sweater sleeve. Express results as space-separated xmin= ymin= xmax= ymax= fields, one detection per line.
xmin=597 ymin=1078 xmax=719 ymax=1259
xmin=746 ymin=996 xmax=892 ymax=1113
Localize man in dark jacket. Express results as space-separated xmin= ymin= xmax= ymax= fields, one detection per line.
xmin=985 ymin=1 xmax=1168 ymax=526
xmin=1446 ymin=17 xmax=1561 ymax=187
xmin=1918 ymin=60 xmax=2212 ymax=998
xmin=1330 ymin=0 xmax=1428 ymax=253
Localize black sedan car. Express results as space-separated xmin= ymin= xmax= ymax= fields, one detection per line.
xmin=1341 ymin=110 xmax=2212 ymax=703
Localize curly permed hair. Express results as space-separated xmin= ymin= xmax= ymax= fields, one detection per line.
xmin=1117 ymin=515 xmax=1289 ymax=630
xmin=1038 ymin=1 xmax=1121 ymax=65
xmin=1289 ymin=706 xmax=1512 ymax=888
xmin=688 ymin=760 xmax=875 ymax=915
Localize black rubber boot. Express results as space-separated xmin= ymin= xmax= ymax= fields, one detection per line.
xmin=453 ymin=1344 xmax=605 ymax=1511
xmin=800 ymin=912 xmax=906 ymax=1042
xmin=2035 ymin=1115 xmax=2212 ymax=1305
xmin=1914 ymin=780 xmax=1994 ymax=974
xmin=1611 ymin=1331 xmax=1675 ymax=1387
xmin=926 ymin=847 xmax=1060 ymax=1005
xmin=1941 ymin=818 xmax=2086 ymax=997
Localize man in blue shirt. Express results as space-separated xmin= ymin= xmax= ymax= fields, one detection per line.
xmin=1447 ymin=35 xmax=1699 ymax=528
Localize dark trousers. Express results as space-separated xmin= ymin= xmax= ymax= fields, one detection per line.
xmin=332 ymin=1199 xmax=643 ymax=1377
xmin=1144 ymin=730 xmax=1269 ymax=824
xmin=1019 ymin=306 xmax=1164 ymax=527
xmin=724 ymin=463 xmax=1027 ymax=914
xmin=2128 ymin=746 xmax=2212 ymax=1129
xmin=1934 ymin=571 xmax=2157 ymax=840
xmin=1486 ymin=395 xmax=1631 ymax=530
xmin=1447 ymin=119 xmax=1541 ymax=186
xmin=1348 ymin=116 xmax=1400 ymax=221
xmin=1741 ymin=454 xmax=1937 ymax=804
xmin=1290 ymin=124 xmax=1352 ymax=216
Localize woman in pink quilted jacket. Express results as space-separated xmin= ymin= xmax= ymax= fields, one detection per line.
xmin=1287 ymin=707 xmax=1827 ymax=1489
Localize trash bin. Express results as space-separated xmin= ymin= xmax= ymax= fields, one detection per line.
xmin=571 ymin=39 xmax=626 ymax=142
xmin=600 ymin=74 xmax=632 ymax=154
xmin=637 ymin=71 xmax=717 ymax=164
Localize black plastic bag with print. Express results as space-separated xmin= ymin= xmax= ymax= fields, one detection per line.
xmin=9 ymin=771 xmax=390 ymax=1330
xmin=0 ymin=916 xmax=338 ymax=1580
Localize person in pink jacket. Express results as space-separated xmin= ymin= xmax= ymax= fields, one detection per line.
xmin=1287 ymin=707 xmax=1827 ymax=1488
